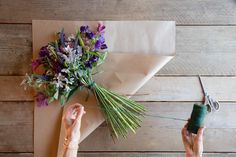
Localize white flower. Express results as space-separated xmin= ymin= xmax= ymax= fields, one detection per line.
xmin=61 ymin=68 xmax=70 ymax=73
xmin=68 ymin=78 xmax=75 ymax=85
xmin=75 ymin=45 xmax=82 ymax=56
xmin=63 ymin=45 xmax=82 ymax=64
xmin=64 ymin=85 xmax=71 ymax=92
xmin=57 ymin=51 xmax=69 ymax=63
xmin=57 ymin=44 xmax=82 ymax=65
xmin=64 ymin=45 xmax=74 ymax=54
xmin=68 ymin=34 xmax=75 ymax=41
xmin=53 ymin=73 xmax=66 ymax=88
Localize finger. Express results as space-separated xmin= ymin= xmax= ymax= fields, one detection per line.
xmin=65 ymin=104 xmax=77 ymax=119
xmin=197 ymin=127 xmax=205 ymax=136
xmin=72 ymin=106 xmax=85 ymax=127
xmin=67 ymin=103 xmax=82 ymax=113
xmin=182 ymin=128 xmax=192 ymax=151
xmin=196 ymin=127 xmax=205 ymax=142
xmin=63 ymin=104 xmax=82 ymax=125
xmin=183 ymin=119 xmax=190 ymax=128
xmin=63 ymin=107 xmax=73 ymax=122
xmin=76 ymin=105 xmax=85 ymax=118
xmin=181 ymin=127 xmax=189 ymax=142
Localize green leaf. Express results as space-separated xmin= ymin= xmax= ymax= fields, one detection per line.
xmin=60 ymin=95 xmax=66 ymax=106
xmin=78 ymin=70 xmax=83 ymax=77
xmin=78 ymin=33 xmax=85 ymax=47
xmin=66 ymin=86 xmax=79 ymax=102
xmin=48 ymin=97 xmax=55 ymax=103
xmin=87 ymin=51 xmax=99 ymax=56
xmin=97 ymin=51 xmax=108 ymax=66
xmin=53 ymin=89 xmax=59 ymax=100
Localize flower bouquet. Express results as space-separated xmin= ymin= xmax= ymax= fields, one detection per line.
xmin=22 ymin=22 xmax=146 ymax=138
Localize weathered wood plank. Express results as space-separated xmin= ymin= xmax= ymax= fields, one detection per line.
xmin=0 ymin=76 xmax=33 ymax=101
xmin=0 ymin=102 xmax=33 ymax=152
xmin=1 ymin=101 xmax=235 ymax=152
xmin=0 ymin=153 xmax=236 ymax=157
xmin=0 ymin=24 xmax=32 ymax=75
xmin=176 ymin=26 xmax=236 ymax=54
xmin=159 ymin=53 xmax=236 ymax=76
xmin=0 ymin=154 xmax=33 ymax=157
xmin=159 ymin=26 xmax=236 ymax=75
xmin=78 ymin=153 xmax=236 ymax=157
xmin=1 ymin=25 xmax=236 ymax=75
xmin=134 ymin=76 xmax=236 ymax=102
xmin=0 ymin=0 xmax=236 ymax=24
xmin=81 ymin=127 xmax=236 ymax=152
xmin=1 ymin=76 xmax=235 ymax=102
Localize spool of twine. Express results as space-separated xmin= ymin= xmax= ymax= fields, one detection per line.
xmin=187 ymin=104 xmax=207 ymax=134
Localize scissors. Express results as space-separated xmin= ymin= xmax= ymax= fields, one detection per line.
xmin=198 ymin=75 xmax=220 ymax=112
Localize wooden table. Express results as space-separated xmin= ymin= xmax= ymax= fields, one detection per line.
xmin=0 ymin=0 xmax=236 ymax=156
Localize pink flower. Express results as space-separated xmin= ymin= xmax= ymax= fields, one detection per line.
xmin=32 ymin=59 xmax=41 ymax=71
xmin=97 ymin=22 xmax=105 ymax=33
xmin=35 ymin=92 xmax=48 ymax=107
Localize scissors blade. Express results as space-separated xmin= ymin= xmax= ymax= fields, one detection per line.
xmin=198 ymin=75 xmax=206 ymax=95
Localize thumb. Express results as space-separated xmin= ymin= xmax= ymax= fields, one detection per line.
xmin=71 ymin=107 xmax=85 ymax=129
xmin=73 ymin=106 xmax=85 ymax=125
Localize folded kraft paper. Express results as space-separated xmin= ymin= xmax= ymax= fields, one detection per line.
xmin=32 ymin=20 xmax=175 ymax=157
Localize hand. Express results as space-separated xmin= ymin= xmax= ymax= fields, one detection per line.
xmin=181 ymin=124 xmax=205 ymax=157
xmin=63 ymin=103 xmax=86 ymax=144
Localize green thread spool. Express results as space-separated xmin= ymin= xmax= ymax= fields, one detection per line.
xmin=187 ymin=104 xmax=207 ymax=134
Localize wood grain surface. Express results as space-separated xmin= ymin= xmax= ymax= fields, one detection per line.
xmin=0 ymin=0 xmax=235 ymax=156
xmin=1 ymin=25 xmax=236 ymax=75
xmin=0 ymin=0 xmax=236 ymax=25
xmin=1 ymin=153 xmax=236 ymax=157
xmin=1 ymin=76 xmax=235 ymax=102
xmin=1 ymin=101 xmax=236 ymax=152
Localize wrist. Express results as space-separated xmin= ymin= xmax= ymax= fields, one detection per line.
xmin=185 ymin=153 xmax=193 ymax=157
xmin=64 ymin=137 xmax=79 ymax=150
xmin=185 ymin=153 xmax=202 ymax=157
xmin=65 ymin=133 xmax=80 ymax=144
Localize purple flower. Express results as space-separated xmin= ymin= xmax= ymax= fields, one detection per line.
xmin=39 ymin=46 xmax=48 ymax=57
xmin=98 ymin=34 xmax=105 ymax=43
xmin=39 ymin=75 xmax=51 ymax=81
xmin=80 ymin=25 xmax=89 ymax=33
xmin=101 ymin=44 xmax=107 ymax=49
xmin=53 ymin=62 xmax=62 ymax=73
xmin=97 ymin=22 xmax=105 ymax=33
xmin=95 ymin=40 xmax=101 ymax=50
xmin=90 ymin=55 xmax=98 ymax=62
xmin=86 ymin=32 xmax=94 ymax=39
xmin=85 ymin=60 xmax=93 ymax=69
xmin=60 ymin=29 xmax=65 ymax=47
xmin=94 ymin=35 xmax=103 ymax=48
xmin=36 ymin=92 xmax=48 ymax=107
xmin=32 ymin=59 xmax=41 ymax=71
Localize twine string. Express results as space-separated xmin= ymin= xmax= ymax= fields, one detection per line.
xmin=79 ymin=76 xmax=220 ymax=123
xmin=83 ymin=105 xmax=188 ymax=122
